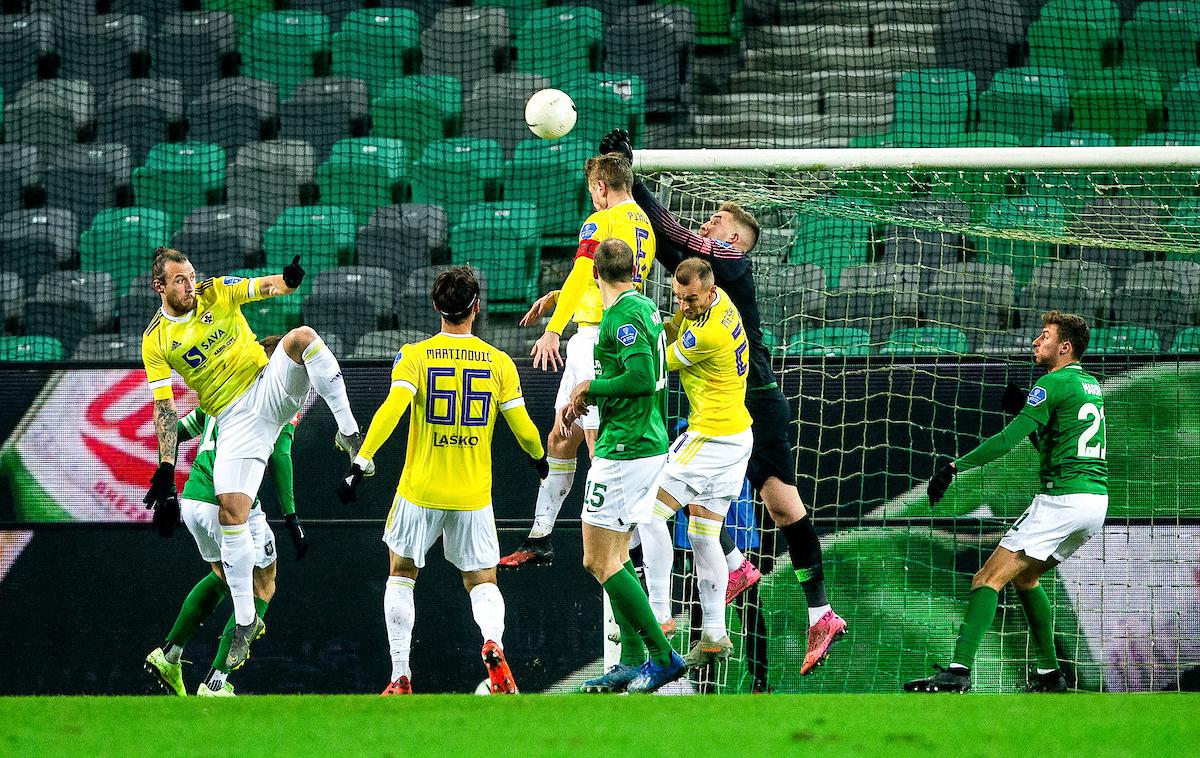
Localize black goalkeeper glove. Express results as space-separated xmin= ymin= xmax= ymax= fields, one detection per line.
xmin=337 ymin=463 xmax=365 ymax=504
xmin=282 ymin=255 xmax=305 ymax=288
xmin=927 ymin=462 xmax=956 ymax=507
xmin=1001 ymin=382 xmax=1027 ymax=415
xmin=598 ymin=128 xmax=633 ymax=164
xmin=144 ymin=462 xmax=180 ymax=538
xmin=529 ymin=454 xmax=549 ymax=481
xmin=283 ymin=513 xmax=308 ymax=560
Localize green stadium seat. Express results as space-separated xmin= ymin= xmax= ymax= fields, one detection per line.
xmin=0 ymin=335 xmax=64 ymax=361
xmin=1027 ymin=19 xmax=1116 ymax=85
xmin=893 ymin=68 xmax=976 ymax=145
xmin=664 ymin=0 xmax=744 ymax=45
xmin=1121 ymin=16 xmax=1200 ymax=91
xmin=80 ymin=208 xmax=176 ymax=292
xmin=204 ymin=0 xmax=273 ymax=33
xmin=881 ymin=327 xmax=970 ymax=355
xmin=515 ymin=6 xmax=603 ymax=84
xmin=978 ymin=67 xmax=1072 ymax=145
xmin=370 ymin=76 xmax=462 ymax=154
xmin=242 ymin=10 xmax=333 ymax=99
xmin=1166 ymin=198 xmax=1200 ymax=258
xmin=1171 ymin=325 xmax=1200 ymax=352
xmin=1039 ymin=0 xmax=1122 ymax=32
xmin=1037 ymin=130 xmax=1117 ymax=146
xmin=502 ymin=137 xmax=590 ymax=239
xmin=475 ymin=0 xmax=548 ymax=34
xmin=410 ymin=138 xmax=504 ymax=224
xmin=977 ymin=196 xmax=1068 ymax=285
xmin=1028 ymin=131 xmax=1117 ymax=214
xmin=315 ymin=138 xmax=411 ymax=225
xmin=847 ymin=133 xmax=900 ymax=148
xmin=783 ymin=327 xmax=871 ymax=357
xmin=331 ymin=8 xmax=421 ymax=96
xmin=1166 ymin=69 xmax=1200 ymax=131
xmin=947 ymin=132 xmax=1022 ymax=147
xmin=230 ymin=266 xmax=302 ymax=337
xmin=132 ymin=142 xmax=227 ymax=220
xmin=449 ymin=203 xmax=541 ymax=310
xmin=1071 ymin=68 xmax=1165 ymax=144
xmin=1136 ymin=1 xmax=1200 ymax=25
xmin=561 ymin=73 xmax=647 ymax=148
xmin=262 ymin=206 xmax=357 ymax=275
xmin=788 ymin=196 xmax=873 ymax=286
xmin=1088 ymin=325 xmax=1161 ymax=353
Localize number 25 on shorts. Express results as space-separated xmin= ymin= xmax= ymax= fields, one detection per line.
xmin=585 ymin=482 xmax=607 ymax=512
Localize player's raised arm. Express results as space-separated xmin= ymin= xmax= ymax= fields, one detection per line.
xmin=255 ymin=255 xmax=307 ymax=298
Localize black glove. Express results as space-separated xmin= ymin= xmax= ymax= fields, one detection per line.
xmin=337 ymin=463 xmax=364 ymax=504
xmin=529 ymin=454 xmax=549 ymax=481
xmin=927 ymin=462 xmax=956 ymax=506
xmin=1001 ymin=382 xmax=1027 ymax=416
xmin=598 ymin=128 xmax=633 ymax=164
xmin=144 ymin=462 xmax=180 ymax=538
xmin=284 ymin=513 xmax=308 ymax=560
xmin=282 ymin=255 xmax=305 ymax=288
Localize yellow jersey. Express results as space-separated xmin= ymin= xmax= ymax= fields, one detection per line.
xmin=142 ymin=275 xmax=269 ymax=416
xmin=547 ymin=198 xmax=656 ymax=332
xmin=374 ymin=332 xmax=541 ymax=511
xmin=666 ymin=288 xmax=752 ymax=437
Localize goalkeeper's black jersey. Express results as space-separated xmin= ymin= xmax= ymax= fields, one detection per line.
xmin=633 ymin=181 xmax=777 ymax=391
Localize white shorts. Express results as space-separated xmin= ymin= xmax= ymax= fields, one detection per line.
xmin=999 ymin=492 xmax=1108 ymax=562
xmin=555 ymin=325 xmax=599 ymax=431
xmin=658 ymin=428 xmax=753 ymax=517
xmin=581 ymin=454 xmax=668 ymax=532
xmin=382 ymin=495 xmax=500 ymax=573
xmin=182 ymin=498 xmax=277 ymax=569
xmin=213 ymin=346 xmax=310 ymax=498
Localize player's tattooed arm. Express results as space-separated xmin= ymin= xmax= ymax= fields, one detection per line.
xmin=154 ymin=398 xmax=179 ymax=465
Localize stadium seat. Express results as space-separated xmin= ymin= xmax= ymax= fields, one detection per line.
xmin=80 ymin=207 xmax=176 ymax=292
xmin=202 ymin=0 xmax=274 ymax=33
xmin=370 ymin=75 xmax=462 ymax=154
xmin=925 ymin=263 xmax=1017 ymax=336
xmin=1171 ymin=325 xmax=1200 ymax=352
xmin=1111 ymin=260 xmax=1200 ymax=329
xmin=397 ymin=264 xmax=489 ymax=332
xmin=1131 ymin=130 xmax=1200 ymax=145
xmin=561 ymin=72 xmax=647 ymax=147
xmin=72 ymin=333 xmax=141 ymax=360
xmin=1029 ymin=132 xmax=1117 ymax=214
xmin=133 ymin=141 xmax=227 ymax=220
xmin=824 ymin=263 xmax=921 ymax=342
xmin=1037 ymin=129 xmax=1117 ymax=146
xmin=40 ymin=143 xmax=132 ymax=224
xmin=310 ymin=265 xmax=396 ymax=310
xmin=605 ymin=5 xmax=694 ymax=110
xmin=1038 ymin=0 xmax=1124 ymax=29
xmin=242 ymin=10 xmax=333 ymax=99
xmin=784 ymin=327 xmax=871 ymax=357
xmin=1019 ymin=260 xmax=1113 ymax=324
xmin=1088 ymin=325 xmax=1161 ymax=353
xmin=1121 ymin=13 xmax=1200 ymax=91
xmin=978 ymin=68 xmax=1072 ymax=145
xmin=878 ymin=197 xmax=972 ymax=287
xmin=788 ymin=196 xmax=873 ymax=286
xmin=96 ymin=78 xmax=186 ymax=165
xmin=316 ymin=137 xmax=411 ymax=224
xmin=1071 ymin=196 xmax=1164 ymax=278
xmin=286 ymin=0 xmax=372 ymax=24
xmin=1166 ymin=69 xmax=1200 ymax=131
xmin=355 ymin=203 xmax=448 ymax=281
xmin=0 ymin=335 xmax=65 ymax=361
xmin=171 ymin=206 xmax=264 ymax=274
xmin=410 ymin=138 xmax=504 ymax=224
xmin=149 ymin=11 xmax=239 ymax=100
xmin=35 ymin=269 xmax=115 ymax=331
xmin=263 ymin=206 xmax=357 ymax=275
xmin=187 ymin=77 xmax=279 ymax=152
xmin=0 ymin=209 xmax=79 ymax=289
xmin=515 ymin=6 xmax=603 ymax=83
xmin=229 ymin=265 xmax=303 ymax=336
xmin=463 ymin=74 xmax=552 ymax=154
xmin=893 ymin=68 xmax=977 ymax=145
xmin=1027 ymin=18 xmax=1116 ymax=85
xmin=1166 ymin=197 xmax=1200 ymax=259
xmin=1070 ymin=67 xmax=1165 ymax=144
xmin=304 ymin=266 xmax=397 ymax=346
xmin=0 ymin=270 xmax=23 ymax=324
xmin=22 ymin=299 xmax=95 ymax=354
xmin=331 ymin=7 xmax=421 ymax=95
xmin=351 ymin=329 xmax=406 ymax=359
xmin=420 ymin=7 xmax=510 ymax=90
xmin=934 ymin=0 xmax=1028 ymax=88
xmin=0 ymin=13 xmax=52 ymax=99
xmin=502 ymin=137 xmax=591 ymax=239
xmin=4 ymin=79 xmax=94 ymax=145
xmin=54 ymin=13 xmax=146 ymax=93
xmin=979 ymin=329 xmax=1035 ymax=355
xmin=449 ymin=203 xmax=540 ymax=310
xmin=228 ymin=140 xmax=317 ymax=224
xmin=977 ymin=196 xmax=1068 ymax=285
xmin=280 ymin=77 xmax=370 ymax=162
xmin=756 ymin=263 xmax=825 ymax=338
xmin=880 ymin=326 xmax=971 ymax=355
xmin=0 ymin=145 xmax=38 ymax=214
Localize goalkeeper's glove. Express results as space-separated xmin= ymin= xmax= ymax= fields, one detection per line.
xmin=598 ymin=128 xmax=633 ymax=164
xmin=283 ymin=513 xmax=308 ymax=560
xmin=144 ymin=462 xmax=180 ymax=538
xmin=282 ymin=255 xmax=305 ymax=288
xmin=337 ymin=463 xmax=365 ymax=504
xmin=1000 ymin=382 xmax=1040 ymax=447
xmin=529 ymin=454 xmax=550 ymax=481
xmin=927 ymin=461 xmax=956 ymax=507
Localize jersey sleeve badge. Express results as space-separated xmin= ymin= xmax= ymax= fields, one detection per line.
xmin=223 ymin=276 xmax=243 ymax=285
xmin=681 ymin=329 xmax=697 ymax=349
xmin=1027 ymin=386 xmax=1047 ymax=406
xmin=579 ymin=222 xmax=599 ymax=240
xmin=616 ymin=324 xmax=638 ymax=346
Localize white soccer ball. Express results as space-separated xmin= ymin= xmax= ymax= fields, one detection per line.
xmin=525 ymin=88 xmax=577 ymax=139
xmin=474 ymin=679 xmax=492 ymax=696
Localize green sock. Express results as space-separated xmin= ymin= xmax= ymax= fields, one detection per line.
xmin=213 ymin=597 xmax=269 ymax=674
xmin=951 ymin=587 xmax=999 ymax=669
xmin=1018 ymin=585 xmax=1058 ymax=671
xmin=165 ymin=572 xmax=228 ymax=648
xmin=613 ymin=561 xmax=647 ymax=666
xmin=602 ymin=562 xmax=673 ymax=666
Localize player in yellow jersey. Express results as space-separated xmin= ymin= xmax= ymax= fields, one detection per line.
xmin=640 ymin=259 xmax=754 ymax=668
xmin=501 ymin=153 xmax=657 ymax=568
xmin=141 ymin=246 xmax=367 ymax=672
xmin=335 ymin=267 xmax=548 ymax=696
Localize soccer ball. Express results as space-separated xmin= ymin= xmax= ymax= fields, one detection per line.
xmin=524 ymin=89 xmax=577 ymax=139
xmin=474 ymin=679 xmax=492 ymax=696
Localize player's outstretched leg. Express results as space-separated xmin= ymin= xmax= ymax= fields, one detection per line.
xmin=684 ymin=516 xmax=733 ymax=669
xmin=204 ymin=597 xmax=268 ymax=693
xmin=146 ymin=571 xmax=228 ymax=696
xmin=383 ymin=575 xmax=416 ymax=695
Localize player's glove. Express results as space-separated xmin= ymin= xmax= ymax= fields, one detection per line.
xmin=282 ymin=255 xmax=305 ymax=288
xmin=926 ymin=462 xmax=956 ymax=506
xmin=144 ymin=462 xmax=180 ymax=538
xmin=598 ymin=128 xmax=634 ymax=164
xmin=1001 ymin=382 xmax=1027 ymax=415
xmin=337 ymin=463 xmax=365 ymax=504
xmin=529 ymin=454 xmax=550 ymax=481
xmin=283 ymin=513 xmax=308 ymax=560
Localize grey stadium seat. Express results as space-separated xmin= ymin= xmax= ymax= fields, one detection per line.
xmin=41 ymin=143 xmax=132 ymax=224
xmin=605 ymin=5 xmax=694 ymax=109
xmin=1070 ymin=197 xmax=1165 ymax=283
xmin=756 ymin=262 xmax=824 ymax=339
xmin=0 ymin=13 xmax=53 ymax=99
xmin=36 ymin=269 xmax=116 ymax=330
xmin=824 ymin=263 xmax=921 ymax=342
xmin=0 ymin=145 xmax=39 ymax=214
xmin=309 ymin=265 xmax=397 ymax=310
xmin=72 ymin=332 xmax=142 ymax=360
xmin=352 ymin=329 xmax=405 ymax=359
xmin=0 ymin=208 xmax=79 ymax=289
xmin=0 ymin=271 xmax=24 ymax=324
xmin=463 ymin=74 xmax=551 ymax=154
xmin=150 ymin=11 xmax=239 ymax=100
xmin=228 ymin=140 xmax=317 ymax=225
xmin=878 ymin=197 xmax=972 ymax=287
xmin=420 ymin=7 xmax=509 ymax=90
xmin=54 ymin=13 xmax=147 ymax=93
xmin=171 ymin=206 xmax=265 ymax=274
xmin=280 ymin=77 xmax=369 ymax=162
xmin=4 ymin=79 xmax=94 ymax=145
xmin=118 ymin=289 xmax=160 ymax=334
xmin=188 ymin=77 xmax=279 ymax=152
xmin=96 ymin=78 xmax=185 ymax=165
xmin=934 ymin=0 xmax=1029 ymax=89
xmin=356 ymin=204 xmax=448 ymax=282
xmin=23 ymin=299 xmax=96 ymax=354
xmin=397 ymin=264 xmax=488 ymax=333
xmin=925 ymin=263 xmax=1017 ymax=335
xmin=302 ymin=293 xmax=394 ymax=348
xmin=1112 ymin=260 xmax=1200 ymax=330
xmin=1019 ymin=260 xmax=1113 ymax=326
xmin=979 ymin=329 xmax=1035 ymax=355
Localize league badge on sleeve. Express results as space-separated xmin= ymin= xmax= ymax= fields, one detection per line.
xmin=616 ymin=324 xmax=638 ymax=346
xmin=1027 ymin=386 xmax=1047 ymax=406
xmin=681 ymin=329 xmax=697 ymax=349
xmin=579 ymin=222 xmax=599 ymax=241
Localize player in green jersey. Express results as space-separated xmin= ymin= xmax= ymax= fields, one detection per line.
xmin=906 ymin=311 xmax=1108 ymax=694
xmin=562 ymin=238 xmax=685 ymax=694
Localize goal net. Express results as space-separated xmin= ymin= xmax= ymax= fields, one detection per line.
xmin=629 ymin=146 xmax=1200 ymax=694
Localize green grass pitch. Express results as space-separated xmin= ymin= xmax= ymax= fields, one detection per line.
xmin=2 ymin=694 xmax=1197 ymax=757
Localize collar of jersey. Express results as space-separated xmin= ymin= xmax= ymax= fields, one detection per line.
xmin=609 ymin=198 xmax=636 ymax=209
xmin=1063 ymin=362 xmax=1082 ymax=370
xmin=160 ymin=307 xmax=193 ymax=323
xmin=612 ymin=289 xmax=638 ymax=306
xmin=437 ymin=331 xmax=475 ymax=339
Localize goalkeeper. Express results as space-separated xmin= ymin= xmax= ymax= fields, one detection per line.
xmin=599 ymin=129 xmax=846 ymax=676
xmin=144 ymin=339 xmax=308 ymax=697
xmin=906 ymin=311 xmax=1108 ymax=694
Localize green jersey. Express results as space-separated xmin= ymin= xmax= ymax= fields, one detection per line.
xmin=1019 ymin=363 xmax=1108 ymax=495
xmin=178 ymin=409 xmax=297 ymax=510
xmin=592 ymin=289 xmax=669 ymax=460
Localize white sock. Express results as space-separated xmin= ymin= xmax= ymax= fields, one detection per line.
xmin=164 ymin=644 xmax=184 ymax=664
xmin=808 ymin=603 xmax=832 ymax=627
xmin=220 ymin=524 xmax=256 ymax=626
xmin=688 ymin=516 xmax=729 ymax=639
xmin=639 ymin=503 xmax=676 ymax=624
xmin=205 ymin=669 xmax=228 ymax=690
xmin=384 ymin=576 xmax=415 ymax=681
xmin=725 ymin=546 xmax=745 ymax=573
xmin=529 ymin=456 xmax=575 ymax=538
xmin=302 ymin=338 xmax=358 ymax=436
xmin=469 ymin=582 xmax=506 ymax=647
